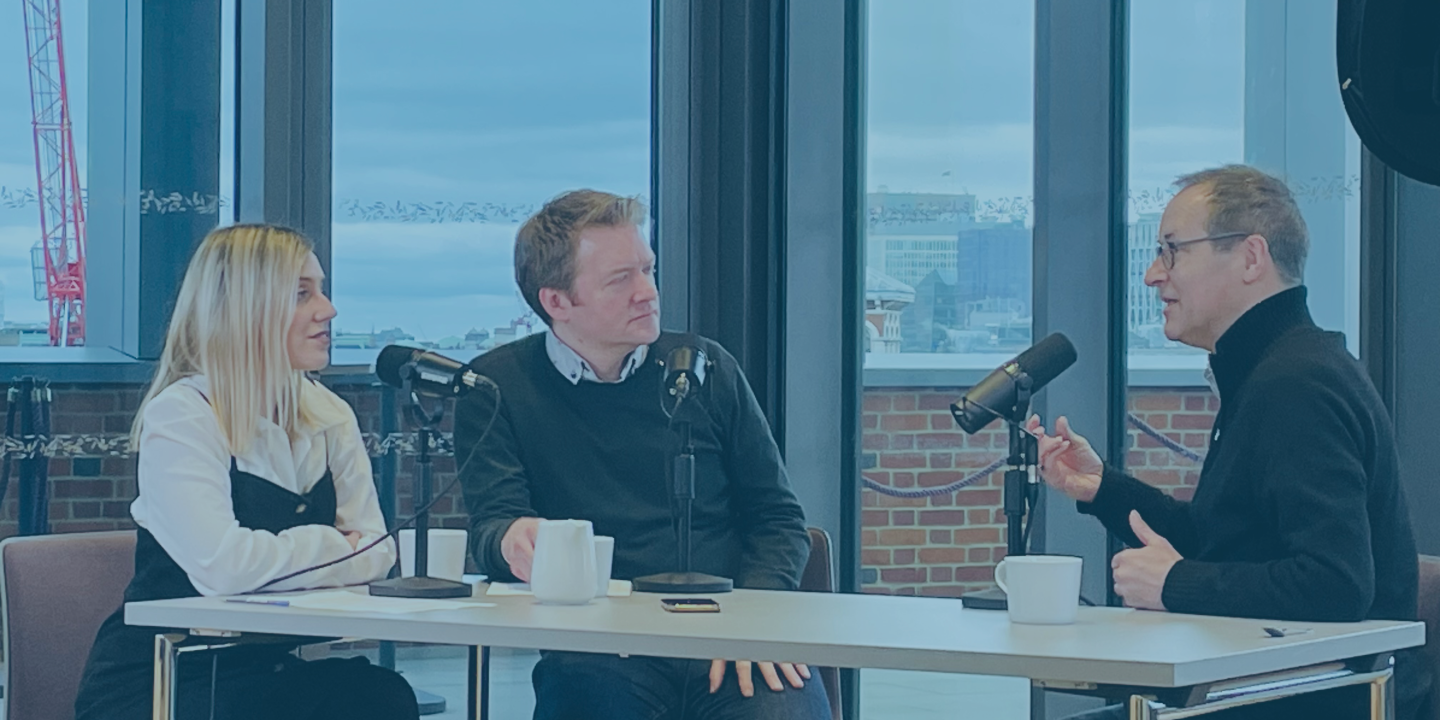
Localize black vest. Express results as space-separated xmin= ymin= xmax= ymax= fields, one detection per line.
xmin=74 ymin=460 xmax=338 ymax=720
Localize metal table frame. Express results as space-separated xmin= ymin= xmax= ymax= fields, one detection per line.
xmin=153 ymin=631 xmax=1395 ymax=720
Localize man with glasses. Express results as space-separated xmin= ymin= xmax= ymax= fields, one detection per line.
xmin=1030 ymin=165 xmax=1427 ymax=719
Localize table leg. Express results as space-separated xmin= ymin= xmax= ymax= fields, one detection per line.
xmin=1370 ymin=667 xmax=1394 ymax=720
xmin=1128 ymin=695 xmax=1157 ymax=720
xmin=467 ymin=646 xmax=489 ymax=720
xmin=151 ymin=633 xmax=186 ymax=720
xmin=1110 ymin=666 xmax=1394 ymax=719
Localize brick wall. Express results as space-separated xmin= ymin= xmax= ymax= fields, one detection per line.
xmin=860 ymin=387 xmax=1215 ymax=598
xmin=0 ymin=384 xmax=143 ymax=537
xmin=0 ymin=382 xmax=1214 ymax=599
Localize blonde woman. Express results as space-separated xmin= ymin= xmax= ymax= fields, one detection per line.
xmin=74 ymin=224 xmax=416 ymax=720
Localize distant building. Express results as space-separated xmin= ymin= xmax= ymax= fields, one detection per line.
xmin=491 ymin=314 xmax=538 ymax=349
xmin=1127 ymin=212 xmax=1165 ymax=344
xmin=899 ymin=271 xmax=964 ymax=353
xmin=873 ymin=232 xmax=962 ymax=289
xmin=866 ymin=190 xmax=976 ymax=288
xmin=964 ymin=297 xmax=1031 ymax=349
xmin=331 ymin=332 xmax=376 ymax=349
xmin=0 ymin=322 xmax=50 ymax=347
xmin=374 ymin=328 xmax=416 ymax=346
xmin=954 ymin=220 xmax=1031 ymax=312
xmin=463 ymin=327 xmax=491 ymax=348
xmin=864 ymin=268 xmax=914 ymax=354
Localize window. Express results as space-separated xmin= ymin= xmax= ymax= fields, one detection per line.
xmin=1124 ymin=1 xmax=1360 ymax=498
xmin=0 ymin=0 xmax=87 ymax=349
xmin=330 ymin=3 xmax=653 ymax=712
xmin=859 ymin=2 xmax=1034 ymax=716
xmin=218 ymin=0 xmax=235 ymax=228
xmin=330 ymin=1 xmax=653 ymax=368
xmin=863 ymin=0 xmax=1034 ymax=377
xmin=1127 ymin=0 xmax=1361 ymax=374
xmin=0 ymin=0 xmax=235 ymax=363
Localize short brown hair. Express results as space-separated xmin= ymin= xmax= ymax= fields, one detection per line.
xmin=515 ymin=190 xmax=648 ymax=325
xmin=1175 ymin=164 xmax=1309 ymax=285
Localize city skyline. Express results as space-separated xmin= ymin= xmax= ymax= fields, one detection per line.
xmin=0 ymin=0 xmax=1360 ymax=356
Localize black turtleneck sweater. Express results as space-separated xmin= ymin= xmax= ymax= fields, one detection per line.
xmin=453 ymin=332 xmax=810 ymax=590
xmin=1081 ymin=286 xmax=1427 ymax=715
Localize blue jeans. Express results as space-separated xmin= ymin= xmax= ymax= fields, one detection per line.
xmin=532 ymin=651 xmax=832 ymax=720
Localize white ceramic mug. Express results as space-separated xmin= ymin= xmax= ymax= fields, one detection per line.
xmin=398 ymin=528 xmax=468 ymax=583
xmin=593 ymin=536 xmax=615 ymax=598
xmin=994 ymin=555 xmax=1083 ymax=625
xmin=531 ymin=519 xmax=597 ymax=605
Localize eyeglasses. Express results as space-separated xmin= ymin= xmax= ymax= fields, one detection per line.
xmin=1155 ymin=232 xmax=1252 ymax=270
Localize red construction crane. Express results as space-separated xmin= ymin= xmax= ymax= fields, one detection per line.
xmin=21 ymin=0 xmax=86 ymax=346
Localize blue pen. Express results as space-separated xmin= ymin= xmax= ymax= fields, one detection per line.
xmin=225 ymin=597 xmax=290 ymax=607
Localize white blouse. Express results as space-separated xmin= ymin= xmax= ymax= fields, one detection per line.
xmin=129 ymin=375 xmax=396 ymax=596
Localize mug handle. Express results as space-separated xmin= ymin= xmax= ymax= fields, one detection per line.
xmin=994 ymin=558 xmax=1009 ymax=593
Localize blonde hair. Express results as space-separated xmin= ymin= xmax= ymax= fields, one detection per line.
xmin=514 ymin=189 xmax=648 ymax=325
xmin=133 ymin=224 xmax=316 ymax=455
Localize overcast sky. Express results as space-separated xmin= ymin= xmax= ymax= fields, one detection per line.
xmin=0 ymin=0 xmax=1352 ymax=343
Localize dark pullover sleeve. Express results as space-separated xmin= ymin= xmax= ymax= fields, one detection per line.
xmin=454 ymin=376 xmax=533 ymax=584
xmin=711 ymin=345 xmax=810 ymax=590
xmin=1161 ymin=374 xmax=1376 ymax=621
xmin=1079 ymin=466 xmax=1203 ymax=556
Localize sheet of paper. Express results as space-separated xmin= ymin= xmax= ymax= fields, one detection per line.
xmin=275 ymin=590 xmax=494 ymax=614
xmin=486 ymin=580 xmax=633 ymax=597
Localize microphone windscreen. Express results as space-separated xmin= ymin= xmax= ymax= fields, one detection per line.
xmin=375 ymin=345 xmax=420 ymax=389
xmin=1017 ymin=333 xmax=1077 ymax=389
xmin=665 ymin=346 xmax=706 ymax=387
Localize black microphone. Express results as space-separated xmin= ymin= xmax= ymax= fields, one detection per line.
xmin=951 ymin=333 xmax=1077 ymax=434
xmin=661 ymin=346 xmax=708 ymax=403
xmin=634 ymin=343 xmax=734 ymax=594
xmin=374 ymin=345 xmax=483 ymax=398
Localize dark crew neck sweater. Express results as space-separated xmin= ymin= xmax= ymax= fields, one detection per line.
xmin=454 ymin=331 xmax=810 ymax=590
xmin=1080 ymin=286 xmax=1427 ymax=717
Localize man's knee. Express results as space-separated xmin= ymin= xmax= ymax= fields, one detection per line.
xmin=533 ymin=653 xmax=675 ymax=720
xmin=695 ymin=666 xmax=832 ymax=720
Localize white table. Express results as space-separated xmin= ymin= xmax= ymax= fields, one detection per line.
xmin=127 ymin=586 xmax=1423 ymax=720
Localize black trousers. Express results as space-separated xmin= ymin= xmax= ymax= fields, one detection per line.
xmin=531 ymin=651 xmax=832 ymax=720
xmin=77 ymin=643 xmax=419 ymax=720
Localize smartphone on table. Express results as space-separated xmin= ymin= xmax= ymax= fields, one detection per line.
xmin=661 ymin=597 xmax=720 ymax=613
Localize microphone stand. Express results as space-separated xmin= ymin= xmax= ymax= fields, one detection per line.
xmin=959 ymin=373 xmax=1037 ymax=611
xmin=370 ymin=373 xmax=473 ymax=599
xmin=633 ymin=375 xmax=733 ymax=594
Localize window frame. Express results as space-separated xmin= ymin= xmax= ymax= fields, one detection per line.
xmin=0 ymin=0 xmax=228 ymax=382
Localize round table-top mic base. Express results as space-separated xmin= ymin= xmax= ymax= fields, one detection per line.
xmin=632 ymin=571 xmax=735 ymax=594
xmin=369 ymin=575 xmax=474 ymax=599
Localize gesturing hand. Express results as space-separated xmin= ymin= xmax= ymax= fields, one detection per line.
xmin=1025 ymin=415 xmax=1103 ymax=503
xmin=1111 ymin=511 xmax=1181 ymax=611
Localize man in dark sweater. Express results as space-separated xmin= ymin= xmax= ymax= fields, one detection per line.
xmin=1031 ymin=165 xmax=1428 ymax=720
xmin=454 ymin=190 xmax=830 ymax=720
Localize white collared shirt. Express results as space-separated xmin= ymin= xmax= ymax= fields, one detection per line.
xmin=1204 ymin=362 xmax=1220 ymax=398
xmin=129 ymin=375 xmax=396 ymax=596
xmin=545 ymin=330 xmax=649 ymax=385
